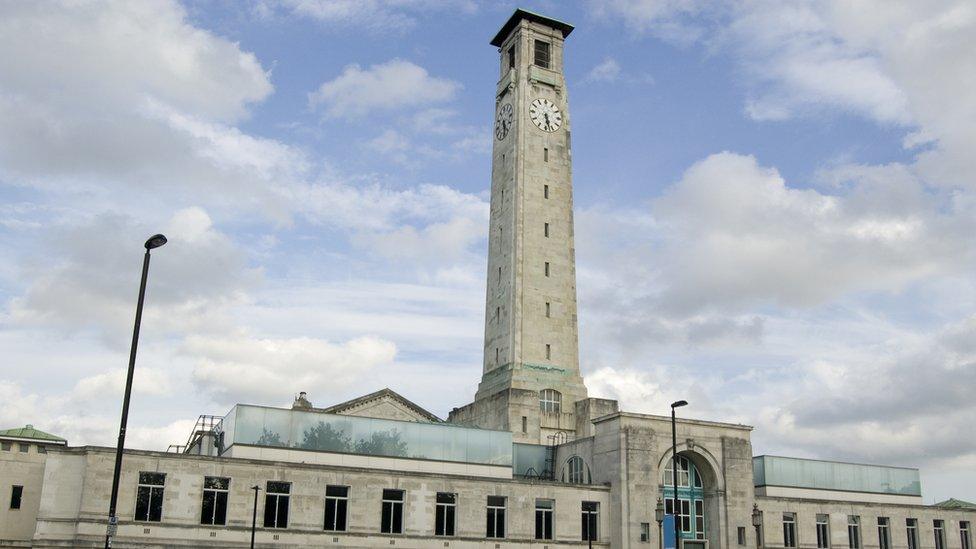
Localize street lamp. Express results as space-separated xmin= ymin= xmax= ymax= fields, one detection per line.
xmin=104 ymin=234 xmax=167 ymax=549
xmin=656 ymin=497 xmax=666 ymax=549
xmin=671 ymin=400 xmax=688 ymax=549
xmin=250 ymin=485 xmax=261 ymax=549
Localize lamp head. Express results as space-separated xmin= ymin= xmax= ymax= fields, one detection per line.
xmin=144 ymin=234 xmax=168 ymax=250
xmin=671 ymin=400 xmax=688 ymax=409
xmin=655 ymin=497 xmax=665 ymax=522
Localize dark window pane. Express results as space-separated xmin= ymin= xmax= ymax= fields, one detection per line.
xmin=10 ymin=486 xmax=23 ymax=509
xmin=445 ymin=506 xmax=455 ymax=536
xmin=326 ymin=485 xmax=348 ymax=497
xmin=497 ymin=508 xmax=505 ymax=538
xmin=534 ymin=40 xmax=550 ymax=69
xmin=136 ymin=486 xmax=150 ymax=521
xmin=488 ymin=495 xmax=505 ymax=507
xmin=201 ymin=491 xmax=215 ymax=524
xmin=205 ymin=476 xmax=229 ymax=490
xmin=436 ymin=505 xmax=446 ymax=535
xmin=382 ymin=502 xmax=393 ymax=533
xmin=487 ymin=509 xmax=493 ymax=537
xmin=276 ymin=495 xmax=289 ymax=528
xmin=263 ymin=495 xmax=276 ymax=527
xmin=325 ymin=498 xmax=336 ymax=530
xmin=391 ymin=501 xmax=403 ymax=533
xmin=139 ymin=472 xmax=165 ymax=485
xmin=335 ymin=499 xmax=347 ymax=531
xmin=383 ymin=489 xmax=404 ymax=501
xmin=437 ymin=492 xmax=456 ymax=504
xmin=214 ymin=491 xmax=227 ymax=525
xmin=267 ymin=481 xmax=289 ymax=494
xmin=536 ymin=510 xmax=544 ymax=539
xmin=148 ymin=488 xmax=163 ymax=522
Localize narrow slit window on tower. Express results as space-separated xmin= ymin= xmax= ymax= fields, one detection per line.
xmin=508 ymin=46 xmax=515 ymax=70
xmin=544 ymin=262 xmax=550 ymax=277
xmin=496 ymin=348 xmax=499 ymax=364
xmin=545 ymin=343 xmax=551 ymax=360
xmin=545 ymin=302 xmax=550 ymax=318
xmin=544 ymin=148 xmax=549 ymax=162
xmin=496 ymin=306 xmax=500 ymax=321
xmin=544 ymin=222 xmax=549 ymax=237
xmin=521 ymin=416 xmax=527 ymax=433
xmin=497 ymin=266 xmax=502 ymax=287
xmin=534 ymin=40 xmax=550 ymax=69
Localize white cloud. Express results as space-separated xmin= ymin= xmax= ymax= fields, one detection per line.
xmin=309 ymin=60 xmax=461 ymax=119
xmin=259 ymin=0 xmax=477 ymax=31
xmin=585 ymin=57 xmax=622 ymax=83
xmin=188 ymin=333 xmax=397 ymax=405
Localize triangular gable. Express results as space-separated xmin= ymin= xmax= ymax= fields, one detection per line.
xmin=319 ymin=388 xmax=442 ymax=423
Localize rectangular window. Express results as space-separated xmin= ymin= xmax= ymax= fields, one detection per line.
xmin=487 ymin=495 xmax=506 ymax=538
xmin=1 ymin=442 xmax=10 ymax=451
xmin=135 ymin=472 xmax=165 ymax=522
xmin=739 ymin=526 xmax=747 ymax=546
xmin=544 ymin=185 xmax=549 ymax=199
xmin=381 ymin=489 xmax=404 ymax=534
xmin=534 ymin=40 xmax=550 ymax=69
xmin=907 ymin=519 xmax=919 ymax=549
xmin=817 ymin=514 xmax=831 ymax=549
xmin=582 ymin=501 xmax=599 ymax=541
xmin=666 ymin=498 xmax=692 ymax=533
xmin=496 ymin=306 xmax=501 ymax=320
xmin=961 ymin=521 xmax=971 ymax=549
xmin=37 ymin=445 xmax=46 ymax=454
xmin=544 ymin=261 xmax=550 ymax=276
xmin=521 ymin=416 xmax=527 ymax=433
xmin=783 ymin=512 xmax=797 ymax=548
xmin=545 ymin=343 xmax=551 ymax=359
xmin=324 ymin=485 xmax=348 ymax=532
xmin=497 ymin=266 xmax=501 ymax=286
xmin=435 ymin=492 xmax=456 ymax=537
xmin=695 ymin=500 xmax=705 ymax=539
xmin=544 ymin=222 xmax=549 ymax=237
xmin=848 ymin=516 xmax=861 ymax=549
xmin=10 ymin=485 xmax=23 ymax=510
xmin=200 ymin=476 xmax=229 ymax=526
xmin=643 ymin=523 xmax=653 ymax=542
xmin=878 ymin=517 xmax=891 ymax=549
xmin=544 ymin=147 xmax=549 ymax=162
xmin=535 ymin=498 xmax=554 ymax=540
xmin=508 ymin=46 xmax=515 ymax=69
xmin=545 ymin=302 xmax=551 ymax=317
xmin=264 ymin=481 xmax=290 ymax=529
xmin=18 ymin=443 xmax=28 ymax=453
xmin=934 ymin=520 xmax=946 ymax=549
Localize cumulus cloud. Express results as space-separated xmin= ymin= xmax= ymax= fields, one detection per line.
xmin=309 ymin=60 xmax=461 ymax=119
xmin=257 ymin=0 xmax=477 ymax=31
xmin=585 ymin=57 xmax=622 ymax=83
xmin=188 ymin=333 xmax=397 ymax=405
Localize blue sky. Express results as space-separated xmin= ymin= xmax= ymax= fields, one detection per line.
xmin=1 ymin=1 xmax=975 ymax=503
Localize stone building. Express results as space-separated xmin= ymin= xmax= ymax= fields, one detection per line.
xmin=1 ymin=8 xmax=974 ymax=549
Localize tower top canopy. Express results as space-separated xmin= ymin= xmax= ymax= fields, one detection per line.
xmin=490 ymin=8 xmax=574 ymax=47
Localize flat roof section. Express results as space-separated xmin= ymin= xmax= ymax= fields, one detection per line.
xmin=491 ymin=8 xmax=574 ymax=47
xmin=753 ymin=455 xmax=921 ymax=496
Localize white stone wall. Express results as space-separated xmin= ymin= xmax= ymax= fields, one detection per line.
xmin=0 ymin=441 xmax=50 ymax=544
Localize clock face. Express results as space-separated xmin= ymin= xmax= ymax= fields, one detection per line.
xmin=495 ymin=103 xmax=513 ymax=140
xmin=529 ymin=98 xmax=562 ymax=132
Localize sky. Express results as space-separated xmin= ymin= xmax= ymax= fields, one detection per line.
xmin=1 ymin=0 xmax=974 ymax=504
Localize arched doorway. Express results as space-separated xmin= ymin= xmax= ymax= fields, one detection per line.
xmin=662 ymin=455 xmax=707 ymax=541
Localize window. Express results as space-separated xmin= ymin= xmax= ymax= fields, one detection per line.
xmin=544 ymin=222 xmax=549 ymax=237
xmin=535 ymin=499 xmax=554 ymax=540
xmin=487 ymin=495 xmax=506 ymax=538
xmin=540 ymin=389 xmax=561 ymax=413
xmin=1 ymin=442 xmax=10 ymax=451
xmin=507 ymin=46 xmax=515 ymax=69
xmin=739 ymin=526 xmax=748 ymax=545
xmin=643 ymin=523 xmax=652 ymax=542
xmin=435 ymin=492 xmax=456 ymax=536
xmin=18 ymin=443 xmax=28 ymax=453
xmin=907 ymin=519 xmax=919 ymax=549
xmin=135 ymin=472 xmax=165 ymax=522
xmin=665 ymin=499 xmax=691 ymax=532
xmin=200 ymin=476 xmax=229 ymax=526
xmin=544 ymin=147 xmax=549 ymax=162
xmin=664 ymin=456 xmax=694 ymax=487
xmin=694 ymin=500 xmax=705 ymax=540
xmin=817 ymin=514 xmax=831 ymax=549
xmin=534 ymin=40 xmax=550 ymax=69
xmin=545 ymin=343 xmax=551 ymax=359
xmin=565 ymin=455 xmax=588 ymax=484
xmin=496 ymin=306 xmax=501 ymax=321
xmin=544 ymin=185 xmax=549 ymax=199
xmin=878 ymin=517 xmax=890 ymax=549
xmin=324 ymin=485 xmax=348 ymax=532
xmin=495 ymin=348 xmax=499 ymax=364
xmin=381 ymin=489 xmax=404 ymax=534
xmin=497 ymin=266 xmax=501 ymax=286
xmin=521 ymin=416 xmax=527 ymax=433
xmin=582 ymin=501 xmax=599 ymax=541
xmin=545 ymin=301 xmax=551 ymax=317
xmin=848 ymin=516 xmax=861 ymax=549
xmin=37 ymin=445 xmax=46 ymax=454
xmin=10 ymin=485 xmax=23 ymax=510
xmin=783 ymin=512 xmax=797 ymax=547
xmin=934 ymin=520 xmax=946 ymax=549
xmin=264 ymin=481 xmax=290 ymax=529
xmin=545 ymin=261 xmax=550 ymax=276
xmin=961 ymin=521 xmax=971 ymax=549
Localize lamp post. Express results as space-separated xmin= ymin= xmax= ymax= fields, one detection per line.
xmin=250 ymin=485 xmax=261 ymax=549
xmin=671 ymin=400 xmax=688 ymax=549
xmin=104 ymin=234 xmax=167 ymax=549
xmin=656 ymin=497 xmax=666 ymax=549
xmin=752 ymin=503 xmax=763 ymax=549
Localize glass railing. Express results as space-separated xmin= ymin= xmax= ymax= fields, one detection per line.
xmin=513 ymin=443 xmax=549 ymax=476
xmin=753 ymin=455 xmax=921 ymax=496
xmin=216 ymin=405 xmax=512 ymax=466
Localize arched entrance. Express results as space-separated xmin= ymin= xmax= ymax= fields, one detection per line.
xmin=659 ymin=447 xmax=725 ymax=549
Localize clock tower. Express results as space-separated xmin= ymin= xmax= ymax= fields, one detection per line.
xmin=449 ymin=10 xmax=607 ymax=445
